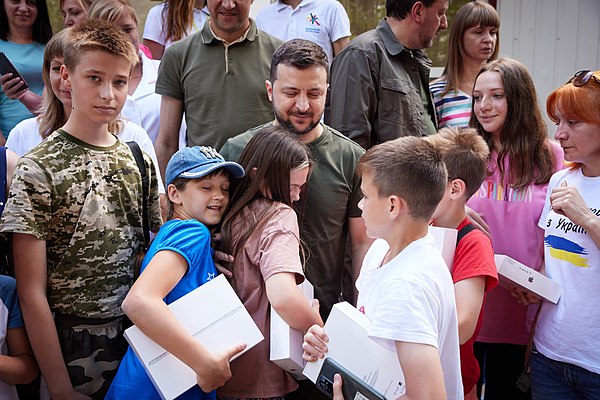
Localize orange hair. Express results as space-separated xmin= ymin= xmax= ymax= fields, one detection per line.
xmin=546 ymin=70 xmax=600 ymax=169
xmin=547 ymin=71 xmax=600 ymax=126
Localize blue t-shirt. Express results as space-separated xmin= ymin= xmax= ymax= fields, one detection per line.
xmin=1 ymin=275 xmax=23 ymax=331
xmin=0 ymin=40 xmax=45 ymax=138
xmin=1 ymin=275 xmax=23 ymax=399
xmin=107 ymin=219 xmax=218 ymax=400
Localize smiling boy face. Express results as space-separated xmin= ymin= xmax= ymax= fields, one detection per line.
xmin=61 ymin=49 xmax=131 ymax=127
xmin=171 ymin=172 xmax=231 ymax=226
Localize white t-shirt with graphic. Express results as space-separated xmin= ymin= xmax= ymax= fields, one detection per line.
xmin=535 ymin=167 xmax=600 ymax=374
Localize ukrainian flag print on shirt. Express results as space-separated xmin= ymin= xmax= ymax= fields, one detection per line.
xmin=539 ymin=168 xmax=599 ymax=272
xmin=545 ymin=235 xmax=590 ymax=268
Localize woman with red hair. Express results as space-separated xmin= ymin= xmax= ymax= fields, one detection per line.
xmin=531 ymin=70 xmax=600 ymax=399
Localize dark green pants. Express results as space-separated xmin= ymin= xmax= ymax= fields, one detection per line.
xmin=54 ymin=312 xmax=130 ymax=400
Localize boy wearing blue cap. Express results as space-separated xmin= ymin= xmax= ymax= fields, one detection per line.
xmin=107 ymin=146 xmax=247 ymax=400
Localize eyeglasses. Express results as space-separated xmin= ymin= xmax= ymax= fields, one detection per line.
xmin=566 ymin=70 xmax=600 ymax=87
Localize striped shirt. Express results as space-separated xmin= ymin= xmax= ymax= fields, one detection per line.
xmin=430 ymin=80 xmax=473 ymax=128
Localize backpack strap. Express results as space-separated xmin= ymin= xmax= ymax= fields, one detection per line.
xmin=0 ymin=146 xmax=7 ymax=215
xmin=126 ymin=141 xmax=149 ymax=247
xmin=456 ymin=222 xmax=476 ymax=247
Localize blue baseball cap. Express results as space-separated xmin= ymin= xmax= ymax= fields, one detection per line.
xmin=165 ymin=146 xmax=245 ymax=186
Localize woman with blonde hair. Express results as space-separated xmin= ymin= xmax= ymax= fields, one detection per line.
xmin=430 ymin=1 xmax=500 ymax=128
xmin=60 ymin=0 xmax=92 ymax=28
xmin=143 ymin=0 xmax=208 ymax=59
xmin=531 ymin=70 xmax=600 ymax=399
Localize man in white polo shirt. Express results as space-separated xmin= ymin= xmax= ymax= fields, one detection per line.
xmin=256 ymin=0 xmax=351 ymax=65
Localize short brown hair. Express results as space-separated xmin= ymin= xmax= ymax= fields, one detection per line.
xmin=270 ymin=38 xmax=329 ymax=82
xmin=427 ymin=127 xmax=489 ymax=198
xmin=357 ymin=136 xmax=447 ymax=221
xmin=63 ymin=19 xmax=138 ymax=71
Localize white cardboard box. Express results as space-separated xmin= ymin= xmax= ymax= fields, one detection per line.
xmin=124 ymin=274 xmax=264 ymax=400
xmin=429 ymin=226 xmax=458 ymax=271
xmin=270 ymin=280 xmax=314 ymax=380
xmin=494 ymin=255 xmax=563 ymax=304
xmin=303 ymin=302 xmax=406 ymax=400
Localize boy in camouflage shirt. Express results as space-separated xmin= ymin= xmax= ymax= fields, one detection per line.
xmin=0 ymin=20 xmax=162 ymax=399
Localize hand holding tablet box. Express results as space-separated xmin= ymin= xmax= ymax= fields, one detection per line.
xmin=270 ymin=280 xmax=314 ymax=380
xmin=317 ymin=357 xmax=385 ymax=400
xmin=303 ymin=302 xmax=406 ymax=400
xmin=124 ymin=274 xmax=264 ymax=400
xmin=494 ymin=255 xmax=563 ymax=304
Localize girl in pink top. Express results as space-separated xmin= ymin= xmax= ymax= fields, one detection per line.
xmin=466 ymin=58 xmax=564 ymax=400
xmin=219 ymin=126 xmax=323 ymax=400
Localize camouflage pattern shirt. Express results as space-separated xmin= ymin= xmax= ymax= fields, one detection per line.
xmin=0 ymin=129 xmax=163 ymax=318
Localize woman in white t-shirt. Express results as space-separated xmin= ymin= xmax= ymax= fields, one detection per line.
xmin=143 ymin=0 xmax=208 ymax=60
xmin=531 ymin=70 xmax=600 ymax=400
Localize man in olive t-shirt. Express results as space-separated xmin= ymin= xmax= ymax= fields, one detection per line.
xmin=154 ymin=0 xmax=282 ymax=179
xmin=220 ymin=39 xmax=371 ymax=321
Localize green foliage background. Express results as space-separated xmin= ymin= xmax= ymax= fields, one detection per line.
xmin=338 ymin=0 xmax=470 ymax=67
xmin=46 ymin=0 xmax=155 ymax=33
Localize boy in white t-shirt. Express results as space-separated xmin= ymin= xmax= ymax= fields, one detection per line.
xmin=303 ymin=136 xmax=463 ymax=400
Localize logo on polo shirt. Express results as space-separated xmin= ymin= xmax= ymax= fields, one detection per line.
xmin=307 ymin=13 xmax=320 ymax=26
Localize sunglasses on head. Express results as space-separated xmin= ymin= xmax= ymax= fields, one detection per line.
xmin=566 ymin=70 xmax=600 ymax=87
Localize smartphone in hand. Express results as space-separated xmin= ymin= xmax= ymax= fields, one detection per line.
xmin=316 ymin=357 xmax=386 ymax=400
xmin=0 ymin=52 xmax=29 ymax=90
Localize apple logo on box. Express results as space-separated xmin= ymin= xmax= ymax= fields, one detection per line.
xmin=528 ymin=277 xmax=534 ymax=283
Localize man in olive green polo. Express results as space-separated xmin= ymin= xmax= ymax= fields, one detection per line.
xmin=154 ymin=0 xmax=283 ymax=179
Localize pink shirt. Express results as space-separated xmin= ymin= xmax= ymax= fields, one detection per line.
xmin=467 ymin=141 xmax=564 ymax=344
xmin=218 ymin=199 xmax=303 ymax=398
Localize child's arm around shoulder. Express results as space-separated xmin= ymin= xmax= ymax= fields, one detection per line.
xmin=122 ymin=247 xmax=246 ymax=392
xmin=0 ymin=275 xmax=38 ymax=385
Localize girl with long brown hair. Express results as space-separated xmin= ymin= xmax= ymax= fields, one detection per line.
xmin=219 ymin=126 xmax=323 ymax=400
xmin=467 ymin=58 xmax=564 ymax=400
